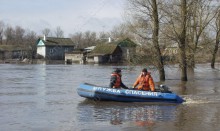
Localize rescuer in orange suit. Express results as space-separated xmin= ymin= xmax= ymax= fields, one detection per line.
xmin=132 ymin=68 xmax=155 ymax=91
xmin=109 ymin=68 xmax=128 ymax=89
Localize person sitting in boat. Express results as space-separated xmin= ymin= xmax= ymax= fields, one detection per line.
xmin=132 ymin=68 xmax=155 ymax=91
xmin=109 ymin=68 xmax=128 ymax=89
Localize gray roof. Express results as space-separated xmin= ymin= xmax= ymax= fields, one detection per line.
xmin=92 ymin=44 xmax=119 ymax=55
xmin=38 ymin=37 xmax=75 ymax=46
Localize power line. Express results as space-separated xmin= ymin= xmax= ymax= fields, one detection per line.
xmin=74 ymin=0 xmax=109 ymax=32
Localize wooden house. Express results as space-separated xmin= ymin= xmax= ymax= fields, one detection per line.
xmin=65 ymin=49 xmax=86 ymax=64
xmin=0 ymin=49 xmax=4 ymax=60
xmin=0 ymin=45 xmax=29 ymax=60
xmin=161 ymin=43 xmax=179 ymax=61
xmin=163 ymin=43 xmax=178 ymax=56
xmin=117 ymin=38 xmax=137 ymax=62
xmin=64 ymin=45 xmax=96 ymax=64
xmin=88 ymin=44 xmax=122 ymax=63
xmin=36 ymin=36 xmax=75 ymax=60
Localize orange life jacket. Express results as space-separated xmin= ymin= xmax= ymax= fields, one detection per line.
xmin=133 ymin=73 xmax=155 ymax=91
xmin=111 ymin=73 xmax=121 ymax=88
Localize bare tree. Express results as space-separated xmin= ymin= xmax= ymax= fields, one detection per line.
xmin=84 ymin=31 xmax=97 ymax=47
xmin=70 ymin=31 xmax=97 ymax=49
xmin=162 ymin=0 xmax=188 ymax=81
xmin=54 ymin=26 xmax=64 ymax=38
xmin=4 ymin=25 xmax=15 ymax=45
xmin=179 ymin=0 xmax=188 ymax=81
xmin=98 ymin=31 xmax=111 ymax=43
xmin=187 ymin=0 xmax=218 ymax=68
xmin=42 ymin=28 xmax=52 ymax=37
xmin=14 ymin=26 xmax=25 ymax=45
xmin=0 ymin=21 xmax=4 ymax=44
xmin=125 ymin=0 xmax=166 ymax=81
xmin=211 ymin=10 xmax=220 ymax=68
xmin=151 ymin=0 xmax=165 ymax=81
xmin=110 ymin=24 xmax=134 ymax=40
xmin=24 ymin=30 xmax=37 ymax=59
xmin=69 ymin=32 xmax=83 ymax=48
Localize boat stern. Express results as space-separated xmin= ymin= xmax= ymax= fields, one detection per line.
xmin=176 ymin=95 xmax=185 ymax=103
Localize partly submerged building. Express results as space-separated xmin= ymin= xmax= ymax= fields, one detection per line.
xmin=36 ymin=36 xmax=75 ymax=60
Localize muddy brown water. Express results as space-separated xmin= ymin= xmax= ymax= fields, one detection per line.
xmin=0 ymin=63 xmax=220 ymax=131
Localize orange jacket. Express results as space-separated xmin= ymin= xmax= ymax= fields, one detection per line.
xmin=133 ymin=73 xmax=155 ymax=91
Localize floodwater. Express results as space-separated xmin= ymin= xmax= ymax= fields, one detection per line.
xmin=0 ymin=63 xmax=220 ymax=131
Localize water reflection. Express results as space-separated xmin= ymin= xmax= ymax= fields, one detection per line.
xmin=77 ymin=100 xmax=178 ymax=127
xmin=1 ymin=63 xmax=220 ymax=130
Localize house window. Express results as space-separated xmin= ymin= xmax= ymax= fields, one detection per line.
xmin=50 ymin=49 xmax=54 ymax=54
xmin=65 ymin=48 xmax=69 ymax=52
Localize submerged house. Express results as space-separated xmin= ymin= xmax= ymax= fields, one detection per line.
xmin=0 ymin=49 xmax=3 ymax=60
xmin=0 ymin=45 xmax=29 ymax=60
xmin=64 ymin=46 xmax=96 ymax=64
xmin=65 ymin=49 xmax=86 ymax=64
xmin=162 ymin=43 xmax=179 ymax=61
xmin=88 ymin=44 xmax=122 ymax=63
xmin=117 ymin=38 xmax=137 ymax=62
xmin=36 ymin=36 xmax=75 ymax=60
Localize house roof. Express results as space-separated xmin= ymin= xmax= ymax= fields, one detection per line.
xmin=37 ymin=37 xmax=75 ymax=46
xmin=0 ymin=45 xmax=29 ymax=51
xmin=91 ymin=44 xmax=119 ymax=55
xmin=117 ymin=38 xmax=137 ymax=47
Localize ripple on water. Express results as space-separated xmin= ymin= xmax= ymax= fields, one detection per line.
xmin=182 ymin=94 xmax=220 ymax=104
xmin=0 ymin=92 xmax=37 ymax=96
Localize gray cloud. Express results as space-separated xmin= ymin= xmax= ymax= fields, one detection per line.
xmin=0 ymin=0 xmax=125 ymax=36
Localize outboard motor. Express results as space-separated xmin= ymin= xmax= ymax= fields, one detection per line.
xmin=158 ymin=84 xmax=172 ymax=93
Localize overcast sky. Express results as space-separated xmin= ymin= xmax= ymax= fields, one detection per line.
xmin=0 ymin=0 xmax=126 ymax=37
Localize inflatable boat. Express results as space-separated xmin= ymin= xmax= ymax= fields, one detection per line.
xmin=77 ymin=83 xmax=184 ymax=103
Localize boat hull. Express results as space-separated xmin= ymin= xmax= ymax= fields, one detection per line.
xmin=77 ymin=83 xmax=184 ymax=103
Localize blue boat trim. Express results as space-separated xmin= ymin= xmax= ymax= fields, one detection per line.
xmin=78 ymin=88 xmax=178 ymax=102
xmin=77 ymin=83 xmax=184 ymax=103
